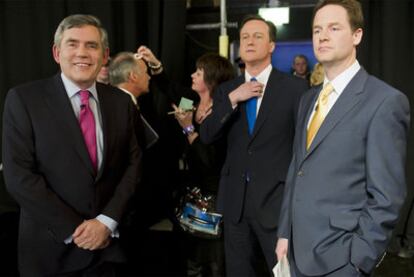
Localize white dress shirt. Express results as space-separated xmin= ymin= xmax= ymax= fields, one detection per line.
xmin=307 ymin=61 xmax=361 ymax=128
xmin=245 ymin=63 xmax=273 ymax=116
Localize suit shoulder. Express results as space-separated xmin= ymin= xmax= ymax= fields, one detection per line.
xmin=273 ymin=69 xmax=308 ymax=88
xmin=218 ymin=76 xmax=244 ymax=92
xmin=9 ymin=77 xmax=54 ymax=94
xmin=97 ymin=83 xmax=131 ymax=103
xmin=366 ymin=75 xmax=406 ymax=98
xmin=6 ymin=76 xmax=59 ymax=104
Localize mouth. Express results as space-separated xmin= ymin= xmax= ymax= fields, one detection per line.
xmin=318 ymin=46 xmax=331 ymax=52
xmin=73 ymin=62 xmax=92 ymax=68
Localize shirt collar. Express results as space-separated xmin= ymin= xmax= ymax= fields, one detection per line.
xmin=245 ymin=64 xmax=272 ymax=84
xmin=323 ymin=60 xmax=361 ymax=95
xmin=60 ymin=72 xmax=98 ymax=101
xmin=119 ymin=87 xmax=138 ymax=106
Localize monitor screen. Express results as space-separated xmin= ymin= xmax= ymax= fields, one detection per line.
xmin=271 ymin=41 xmax=317 ymax=74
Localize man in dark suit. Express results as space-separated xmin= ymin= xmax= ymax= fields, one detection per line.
xmin=108 ymin=52 xmax=153 ymax=148
xmin=2 ymin=14 xmax=141 ymax=276
xmin=108 ymin=52 xmax=157 ymax=274
xmin=276 ymin=1 xmax=410 ymax=276
xmin=200 ymin=15 xmax=307 ymax=276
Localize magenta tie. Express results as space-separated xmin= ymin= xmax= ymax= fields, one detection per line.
xmin=79 ymin=90 xmax=97 ymax=173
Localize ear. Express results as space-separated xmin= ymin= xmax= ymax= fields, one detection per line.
xmin=353 ymin=28 xmax=363 ymax=46
xmin=102 ymin=47 xmax=110 ymax=65
xmin=128 ymin=71 xmax=137 ymax=82
xmin=52 ymin=44 xmax=60 ymax=64
xmin=269 ymin=41 xmax=276 ymax=53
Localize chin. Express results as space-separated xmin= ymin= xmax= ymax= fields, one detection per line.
xmin=240 ymin=54 xmax=255 ymax=61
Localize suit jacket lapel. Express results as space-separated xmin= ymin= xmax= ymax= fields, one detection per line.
xmin=95 ymin=83 xmax=110 ymax=180
xmin=296 ymin=87 xmax=319 ymax=161
xmin=248 ymin=69 xmax=281 ymax=141
xmin=45 ymin=74 xmax=96 ymax=175
xmin=304 ymin=68 xmax=368 ymax=157
xmin=232 ymin=76 xmax=250 ymax=135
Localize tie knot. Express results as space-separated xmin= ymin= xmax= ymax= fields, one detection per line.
xmin=250 ymin=77 xmax=257 ymax=82
xmin=318 ymin=83 xmax=334 ymax=104
xmin=79 ymin=90 xmax=90 ymax=105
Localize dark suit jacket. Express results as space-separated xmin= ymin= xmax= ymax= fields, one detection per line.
xmin=200 ymin=68 xmax=307 ymax=229
xmin=278 ymin=68 xmax=410 ymax=275
xmin=2 ymin=74 xmax=142 ymax=276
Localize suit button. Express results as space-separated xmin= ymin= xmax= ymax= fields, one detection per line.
xmin=297 ymin=170 xmax=304 ymax=176
xmin=248 ymin=150 xmax=252 ymax=155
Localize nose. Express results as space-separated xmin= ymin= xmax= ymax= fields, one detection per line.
xmin=246 ymin=37 xmax=254 ymax=45
xmin=319 ymin=29 xmax=329 ymax=42
xmin=76 ymin=44 xmax=89 ymax=57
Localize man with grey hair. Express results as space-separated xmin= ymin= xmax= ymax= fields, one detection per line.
xmin=109 ymin=52 xmax=151 ymax=100
xmin=2 ymin=14 xmax=141 ymax=276
xmin=109 ymin=51 xmax=152 ymax=146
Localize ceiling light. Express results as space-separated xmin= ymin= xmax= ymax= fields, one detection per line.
xmin=258 ymin=7 xmax=290 ymax=26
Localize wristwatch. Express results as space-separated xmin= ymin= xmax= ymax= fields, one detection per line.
xmin=183 ymin=125 xmax=195 ymax=136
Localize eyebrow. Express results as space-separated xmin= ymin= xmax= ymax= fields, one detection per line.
xmin=64 ymin=38 xmax=79 ymax=44
xmin=313 ymin=22 xmax=341 ymax=29
xmin=63 ymin=38 xmax=99 ymax=45
xmin=241 ymin=31 xmax=265 ymax=36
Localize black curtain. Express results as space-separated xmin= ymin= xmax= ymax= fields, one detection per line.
xmin=359 ymin=0 xmax=414 ymax=96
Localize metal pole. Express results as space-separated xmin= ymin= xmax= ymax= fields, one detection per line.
xmin=219 ymin=0 xmax=229 ymax=58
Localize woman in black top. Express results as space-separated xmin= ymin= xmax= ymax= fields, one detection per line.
xmin=138 ymin=46 xmax=235 ymax=276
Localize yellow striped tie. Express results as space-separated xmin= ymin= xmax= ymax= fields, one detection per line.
xmin=306 ymin=83 xmax=334 ymax=150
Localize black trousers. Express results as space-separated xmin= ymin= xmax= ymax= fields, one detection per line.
xmin=54 ymin=259 xmax=117 ymax=277
xmin=224 ymin=186 xmax=278 ymax=277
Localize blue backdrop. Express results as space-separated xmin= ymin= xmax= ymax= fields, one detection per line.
xmin=271 ymin=41 xmax=317 ymax=73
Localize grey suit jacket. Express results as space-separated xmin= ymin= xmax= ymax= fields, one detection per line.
xmin=278 ymin=68 xmax=410 ymax=275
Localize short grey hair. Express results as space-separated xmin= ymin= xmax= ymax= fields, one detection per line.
xmin=54 ymin=14 xmax=109 ymax=50
xmin=109 ymin=52 xmax=141 ymax=86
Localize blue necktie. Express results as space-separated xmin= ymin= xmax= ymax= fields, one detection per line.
xmin=246 ymin=77 xmax=258 ymax=135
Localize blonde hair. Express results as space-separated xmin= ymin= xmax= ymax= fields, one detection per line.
xmin=310 ymin=63 xmax=324 ymax=87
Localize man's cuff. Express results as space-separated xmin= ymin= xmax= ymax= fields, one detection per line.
xmin=96 ymin=214 xmax=119 ymax=238
xmin=64 ymin=235 xmax=73 ymax=244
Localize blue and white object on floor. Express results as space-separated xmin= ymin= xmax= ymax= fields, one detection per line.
xmin=179 ymin=203 xmax=222 ymax=237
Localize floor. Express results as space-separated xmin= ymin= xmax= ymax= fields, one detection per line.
xmin=374 ymin=253 xmax=414 ymax=277
xmin=120 ymin=225 xmax=414 ymax=277
xmin=123 ymin=226 xmax=414 ymax=277
xmin=1 ymin=216 xmax=414 ymax=276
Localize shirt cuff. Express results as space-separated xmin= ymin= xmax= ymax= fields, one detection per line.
xmin=97 ymin=214 xmax=119 ymax=238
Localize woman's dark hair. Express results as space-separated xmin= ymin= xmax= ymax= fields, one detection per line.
xmin=196 ymin=53 xmax=235 ymax=95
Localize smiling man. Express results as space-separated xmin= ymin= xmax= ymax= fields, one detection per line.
xmin=200 ymin=15 xmax=307 ymax=276
xmin=2 ymin=14 xmax=141 ymax=276
xmin=276 ymin=1 xmax=410 ymax=276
